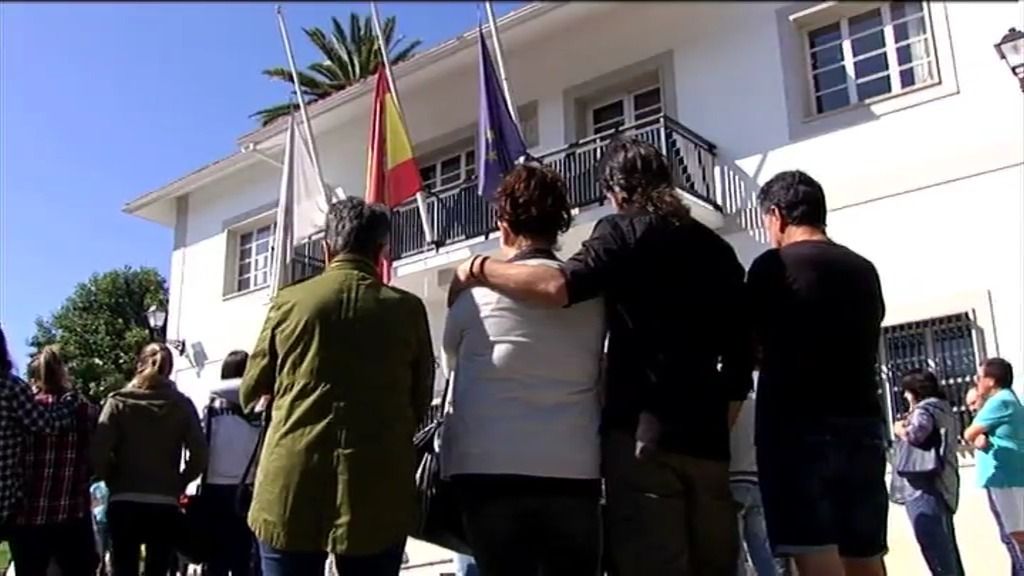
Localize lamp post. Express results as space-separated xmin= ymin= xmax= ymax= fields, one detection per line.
xmin=995 ymin=27 xmax=1024 ymax=92
xmin=145 ymin=304 xmax=186 ymax=355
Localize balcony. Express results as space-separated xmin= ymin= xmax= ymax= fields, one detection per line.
xmin=290 ymin=114 xmax=718 ymax=283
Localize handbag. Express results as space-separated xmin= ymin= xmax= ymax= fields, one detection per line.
xmin=894 ymin=426 xmax=945 ymax=478
xmin=410 ymin=373 xmax=472 ymax=555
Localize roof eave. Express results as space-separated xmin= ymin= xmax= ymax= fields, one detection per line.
xmin=122 ymin=151 xmax=259 ymax=217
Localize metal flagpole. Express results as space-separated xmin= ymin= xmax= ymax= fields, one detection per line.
xmin=275 ymin=5 xmax=332 ymax=207
xmin=369 ymin=1 xmax=435 ymax=246
xmin=485 ymin=0 xmax=519 ymax=124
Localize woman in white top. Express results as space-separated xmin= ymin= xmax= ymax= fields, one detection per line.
xmin=441 ymin=163 xmax=606 ymax=576
xmin=203 ymin=350 xmax=262 ymax=576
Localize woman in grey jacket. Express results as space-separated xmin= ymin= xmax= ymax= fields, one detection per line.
xmin=92 ymin=343 xmax=208 ymax=576
xmin=893 ymin=368 xmax=964 ymax=576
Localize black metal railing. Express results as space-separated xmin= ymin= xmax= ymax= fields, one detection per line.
xmin=289 ymin=114 xmax=719 ymax=282
xmin=392 ymin=113 xmax=719 ymax=260
xmin=290 ymin=230 xmax=326 ymax=284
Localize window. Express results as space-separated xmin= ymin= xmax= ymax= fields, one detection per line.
xmin=588 ymin=86 xmax=662 ymax=135
xmin=235 ymin=223 xmax=275 ymax=293
xmin=419 ymin=149 xmax=476 ymax=193
xmin=805 ymin=2 xmax=935 ymax=115
xmin=878 ymin=312 xmax=980 ymax=441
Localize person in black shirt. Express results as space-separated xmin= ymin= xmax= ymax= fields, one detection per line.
xmin=747 ymin=170 xmax=887 ymax=576
xmin=448 ymin=139 xmax=753 ymax=576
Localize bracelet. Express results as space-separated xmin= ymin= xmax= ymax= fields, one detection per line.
xmin=468 ymin=255 xmax=482 ymax=280
xmin=476 ymin=256 xmax=490 ymax=281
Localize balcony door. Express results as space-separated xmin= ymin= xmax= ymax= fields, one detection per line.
xmin=587 ymin=85 xmax=663 ymax=136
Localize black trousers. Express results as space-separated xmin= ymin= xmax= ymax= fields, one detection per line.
xmin=204 ymin=484 xmax=258 ymax=576
xmin=8 ymin=515 xmax=98 ymax=576
xmin=108 ymin=501 xmax=181 ymax=576
xmin=452 ymin=474 xmax=602 ymax=576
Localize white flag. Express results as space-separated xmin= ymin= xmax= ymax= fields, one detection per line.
xmin=269 ymin=116 xmax=335 ymax=296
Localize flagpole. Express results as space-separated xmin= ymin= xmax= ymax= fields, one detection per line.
xmin=275 ymin=5 xmax=332 ymax=207
xmin=485 ymin=0 xmax=518 ymax=124
xmin=368 ymin=1 xmax=435 ymax=247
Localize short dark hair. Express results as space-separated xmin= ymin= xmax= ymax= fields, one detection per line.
xmin=221 ymin=350 xmax=249 ymax=380
xmin=597 ymin=138 xmax=690 ymax=224
xmin=901 ymin=368 xmax=945 ymax=402
xmin=983 ymin=357 xmax=1014 ymax=389
xmin=758 ymin=170 xmax=828 ymax=229
xmin=324 ymin=198 xmax=391 ymax=260
xmin=495 ymin=164 xmax=572 ymax=245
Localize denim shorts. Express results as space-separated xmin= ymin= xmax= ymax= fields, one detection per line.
xmin=757 ymin=420 xmax=889 ymax=559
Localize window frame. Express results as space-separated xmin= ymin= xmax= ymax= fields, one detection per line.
xmin=419 ymin=148 xmax=476 ymax=193
xmin=801 ymin=1 xmax=939 ymax=118
xmin=587 ymin=84 xmax=663 ymax=136
xmin=225 ymin=213 xmax=277 ymax=297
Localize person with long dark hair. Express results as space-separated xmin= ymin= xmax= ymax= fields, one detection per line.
xmin=7 ymin=346 xmax=98 ymax=576
xmin=448 ymin=140 xmax=752 ymax=575
xmin=892 ymin=369 xmax=964 ymax=575
xmin=0 ymin=328 xmax=80 ymax=548
xmin=441 ymin=164 xmax=605 ymax=575
xmin=91 ymin=342 xmax=208 ymax=576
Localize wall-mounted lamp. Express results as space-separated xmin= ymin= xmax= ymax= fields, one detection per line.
xmin=995 ymin=27 xmax=1024 ymax=92
xmin=145 ymin=304 xmax=187 ymax=356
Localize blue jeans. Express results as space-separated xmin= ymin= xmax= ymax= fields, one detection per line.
xmin=258 ymin=539 xmax=406 ymax=576
xmin=988 ymin=489 xmax=1024 ymax=576
xmin=732 ymin=482 xmax=789 ymax=576
xmin=905 ymin=490 xmax=964 ymax=575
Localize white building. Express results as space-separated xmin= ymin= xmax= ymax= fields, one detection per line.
xmin=125 ymin=2 xmax=1024 ymax=573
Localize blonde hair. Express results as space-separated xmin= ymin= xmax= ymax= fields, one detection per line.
xmin=131 ymin=343 xmax=173 ymax=390
xmin=37 ymin=345 xmax=68 ymax=393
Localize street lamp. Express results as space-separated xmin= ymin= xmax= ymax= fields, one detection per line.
xmin=995 ymin=27 xmax=1024 ymax=92
xmin=145 ymin=304 xmax=186 ymax=355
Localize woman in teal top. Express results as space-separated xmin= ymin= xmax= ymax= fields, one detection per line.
xmin=965 ymin=357 xmax=1024 ymax=573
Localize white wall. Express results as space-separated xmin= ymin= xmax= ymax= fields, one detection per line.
xmin=167 ymin=1 xmax=1024 ymax=403
xmin=168 ymin=160 xmax=280 ymax=405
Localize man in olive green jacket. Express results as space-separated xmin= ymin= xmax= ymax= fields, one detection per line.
xmin=240 ymin=198 xmax=434 ymax=576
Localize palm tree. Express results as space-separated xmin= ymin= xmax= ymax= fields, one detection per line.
xmin=253 ymin=12 xmax=422 ymax=127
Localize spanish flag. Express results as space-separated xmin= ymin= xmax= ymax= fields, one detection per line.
xmin=366 ymin=67 xmax=422 ymax=208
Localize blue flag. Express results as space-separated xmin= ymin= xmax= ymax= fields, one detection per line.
xmin=477 ymin=26 xmax=527 ymax=202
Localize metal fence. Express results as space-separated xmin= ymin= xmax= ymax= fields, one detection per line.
xmin=878 ymin=312 xmax=983 ymax=442
xmin=288 ymin=114 xmax=718 ymax=282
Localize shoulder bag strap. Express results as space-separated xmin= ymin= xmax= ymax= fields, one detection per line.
xmin=238 ymin=406 xmax=269 ymax=490
xmin=197 ymin=399 xmax=213 ymax=494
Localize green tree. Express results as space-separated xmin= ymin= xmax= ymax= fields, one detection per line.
xmin=28 ymin=266 xmax=167 ymax=401
xmin=252 ymin=13 xmax=422 ymax=127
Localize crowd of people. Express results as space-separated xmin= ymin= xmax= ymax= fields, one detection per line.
xmin=0 ymin=137 xmax=1022 ymax=576
xmin=0 ymin=337 xmax=264 ymax=576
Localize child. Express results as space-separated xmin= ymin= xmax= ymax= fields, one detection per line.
xmin=90 ymin=480 xmax=110 ymax=576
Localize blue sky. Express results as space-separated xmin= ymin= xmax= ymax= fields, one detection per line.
xmin=0 ymin=1 xmax=524 ymax=369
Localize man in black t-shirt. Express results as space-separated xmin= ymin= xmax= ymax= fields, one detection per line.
xmin=448 ymin=139 xmax=753 ymax=576
xmin=747 ymin=171 xmax=887 ymax=576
